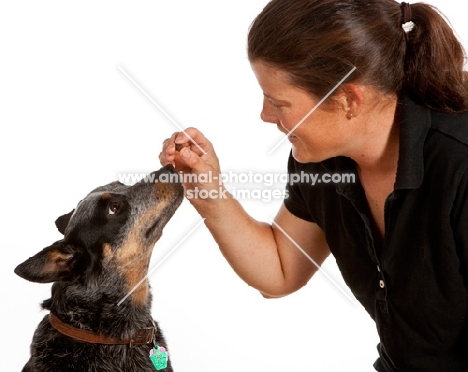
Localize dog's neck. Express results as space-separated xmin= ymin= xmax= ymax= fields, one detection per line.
xmin=103 ymin=242 xmax=154 ymax=306
xmin=43 ymin=267 xmax=154 ymax=339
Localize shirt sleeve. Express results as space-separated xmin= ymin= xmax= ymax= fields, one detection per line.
xmin=283 ymin=153 xmax=315 ymax=223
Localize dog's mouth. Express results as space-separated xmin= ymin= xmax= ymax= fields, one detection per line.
xmin=145 ymin=216 xmax=162 ymax=240
xmin=143 ymin=183 xmax=184 ymax=243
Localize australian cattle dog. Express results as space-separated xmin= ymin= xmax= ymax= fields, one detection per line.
xmin=15 ymin=164 xmax=184 ymax=371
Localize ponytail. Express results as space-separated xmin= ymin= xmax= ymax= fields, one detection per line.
xmin=248 ymin=0 xmax=468 ymax=114
xmin=405 ymin=3 xmax=468 ymax=113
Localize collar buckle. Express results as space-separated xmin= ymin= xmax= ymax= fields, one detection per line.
xmin=130 ymin=326 xmax=156 ymax=348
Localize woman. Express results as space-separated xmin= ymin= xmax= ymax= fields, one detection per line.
xmin=160 ymin=0 xmax=468 ymax=370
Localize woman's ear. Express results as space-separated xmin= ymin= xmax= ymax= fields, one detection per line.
xmin=336 ymin=83 xmax=365 ymax=119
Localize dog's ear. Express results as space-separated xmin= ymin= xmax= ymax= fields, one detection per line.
xmin=55 ymin=210 xmax=74 ymax=235
xmin=14 ymin=240 xmax=85 ymax=283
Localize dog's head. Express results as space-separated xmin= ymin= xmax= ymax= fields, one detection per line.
xmin=15 ymin=165 xmax=184 ymax=304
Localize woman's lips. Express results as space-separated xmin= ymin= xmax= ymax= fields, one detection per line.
xmin=277 ymin=125 xmax=298 ymax=143
xmin=288 ymin=134 xmax=298 ymax=143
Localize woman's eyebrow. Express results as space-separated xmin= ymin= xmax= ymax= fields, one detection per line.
xmin=263 ymin=93 xmax=288 ymax=103
xmin=263 ymin=93 xmax=276 ymax=100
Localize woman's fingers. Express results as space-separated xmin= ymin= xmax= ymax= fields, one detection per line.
xmin=159 ymin=137 xmax=176 ymax=167
xmin=159 ymin=127 xmax=221 ymax=180
xmin=175 ymin=128 xmax=215 ymax=157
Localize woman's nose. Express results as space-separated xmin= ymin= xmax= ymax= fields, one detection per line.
xmin=260 ymin=100 xmax=278 ymax=124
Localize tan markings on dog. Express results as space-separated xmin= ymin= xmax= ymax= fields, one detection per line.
xmin=104 ymin=237 xmax=150 ymax=305
xmin=119 ymin=207 xmax=163 ymax=261
xmin=113 ymin=201 xmax=169 ymax=305
xmin=157 ymin=182 xmax=181 ymax=200
xmin=102 ymin=243 xmax=113 ymax=259
xmin=119 ymin=254 xmax=150 ymax=304
xmin=101 ymin=193 xmax=112 ymax=200
xmin=43 ymin=251 xmax=73 ymax=274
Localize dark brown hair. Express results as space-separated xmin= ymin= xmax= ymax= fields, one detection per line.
xmin=248 ymin=0 xmax=468 ymax=113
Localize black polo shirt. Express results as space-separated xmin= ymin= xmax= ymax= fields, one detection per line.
xmin=284 ymin=95 xmax=468 ymax=371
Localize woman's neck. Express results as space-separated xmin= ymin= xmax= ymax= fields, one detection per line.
xmin=350 ymin=96 xmax=400 ymax=175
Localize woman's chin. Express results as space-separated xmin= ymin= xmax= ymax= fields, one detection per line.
xmin=291 ymin=146 xmax=310 ymax=163
xmin=291 ymin=145 xmax=324 ymax=164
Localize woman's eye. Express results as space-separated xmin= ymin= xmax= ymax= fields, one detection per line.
xmin=108 ymin=202 xmax=119 ymax=215
xmin=269 ymin=100 xmax=281 ymax=109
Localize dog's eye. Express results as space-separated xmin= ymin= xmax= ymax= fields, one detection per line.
xmin=108 ymin=202 xmax=120 ymax=215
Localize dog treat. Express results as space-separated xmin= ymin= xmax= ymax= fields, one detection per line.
xmin=175 ymin=143 xmax=190 ymax=152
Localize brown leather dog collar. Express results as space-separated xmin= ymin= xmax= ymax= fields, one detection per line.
xmin=49 ymin=313 xmax=157 ymax=348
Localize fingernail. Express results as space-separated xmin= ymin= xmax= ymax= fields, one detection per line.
xmin=181 ymin=148 xmax=190 ymax=159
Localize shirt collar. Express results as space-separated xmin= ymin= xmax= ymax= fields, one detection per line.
xmin=322 ymin=95 xmax=431 ymax=193
xmin=394 ymin=95 xmax=431 ymax=190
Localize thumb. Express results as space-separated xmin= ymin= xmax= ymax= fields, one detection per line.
xmin=178 ymin=146 xmax=210 ymax=175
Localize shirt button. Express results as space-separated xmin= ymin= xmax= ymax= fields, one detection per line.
xmin=377 ymin=265 xmax=381 ymax=272
xmin=379 ymin=280 xmax=385 ymax=289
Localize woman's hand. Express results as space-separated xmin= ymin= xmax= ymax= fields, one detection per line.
xmin=159 ymin=129 xmax=329 ymax=297
xmin=159 ymin=127 xmax=224 ymax=208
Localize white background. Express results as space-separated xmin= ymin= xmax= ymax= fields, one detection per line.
xmin=1 ymin=1 xmax=466 ymax=371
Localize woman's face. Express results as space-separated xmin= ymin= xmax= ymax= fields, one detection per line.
xmin=251 ymin=60 xmax=356 ymax=163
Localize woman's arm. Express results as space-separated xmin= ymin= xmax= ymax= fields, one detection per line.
xmin=160 ymin=128 xmax=330 ymax=296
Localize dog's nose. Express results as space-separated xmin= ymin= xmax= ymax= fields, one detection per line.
xmin=160 ymin=164 xmax=176 ymax=174
xmin=150 ymin=164 xmax=181 ymax=184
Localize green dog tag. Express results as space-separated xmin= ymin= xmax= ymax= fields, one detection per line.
xmin=149 ymin=345 xmax=168 ymax=370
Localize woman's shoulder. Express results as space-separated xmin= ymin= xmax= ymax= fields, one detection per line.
xmin=430 ymin=109 xmax=468 ymax=148
xmin=425 ymin=109 xmax=468 ymax=176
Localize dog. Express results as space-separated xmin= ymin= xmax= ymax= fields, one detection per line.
xmin=15 ymin=164 xmax=184 ymax=371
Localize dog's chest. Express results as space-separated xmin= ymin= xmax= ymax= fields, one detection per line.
xmin=28 ymin=317 xmax=173 ymax=372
